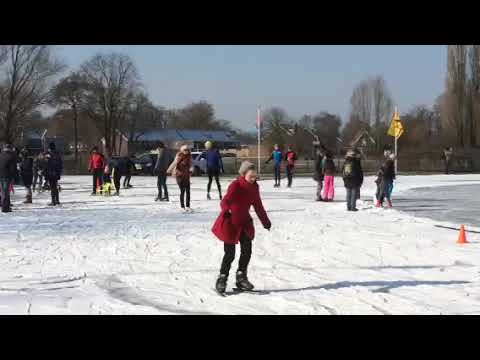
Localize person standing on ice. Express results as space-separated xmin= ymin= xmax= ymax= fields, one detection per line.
xmin=342 ymin=149 xmax=363 ymax=211
xmin=313 ymin=146 xmax=325 ymax=201
xmin=33 ymin=152 xmax=47 ymax=193
xmin=443 ymin=147 xmax=453 ymax=175
xmin=213 ymin=161 xmax=271 ymax=294
xmin=322 ymin=151 xmax=336 ymax=201
xmin=19 ymin=148 xmax=34 ymax=204
xmin=0 ymin=144 xmax=18 ymax=213
xmin=167 ymin=145 xmax=193 ymax=212
xmin=154 ymin=142 xmax=171 ymax=202
xmin=201 ymin=141 xmax=224 ymax=200
xmin=45 ymin=142 xmax=63 ymax=206
xmin=265 ymin=144 xmax=283 ymax=187
xmin=284 ymin=145 xmax=297 ymax=188
xmin=376 ymin=152 xmax=396 ymax=208
xmin=123 ymin=154 xmax=135 ymax=189
xmin=88 ymin=146 xmax=105 ymax=195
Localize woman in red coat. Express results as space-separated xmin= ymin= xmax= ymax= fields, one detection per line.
xmin=213 ymin=161 xmax=271 ymax=293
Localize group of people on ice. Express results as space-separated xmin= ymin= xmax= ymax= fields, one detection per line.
xmin=0 ymin=142 xmax=63 ymax=212
xmin=88 ymin=147 xmax=135 ymax=197
xmin=263 ymin=142 xmax=396 ymax=212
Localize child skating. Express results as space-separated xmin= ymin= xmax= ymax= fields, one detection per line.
xmin=284 ymin=145 xmax=297 ymax=188
xmin=322 ymin=151 xmax=336 ymax=202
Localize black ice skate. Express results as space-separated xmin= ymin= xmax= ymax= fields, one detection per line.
xmin=215 ymin=274 xmax=228 ymax=294
xmin=235 ymin=271 xmax=254 ymax=291
xmin=207 ymin=193 xmax=211 ymax=200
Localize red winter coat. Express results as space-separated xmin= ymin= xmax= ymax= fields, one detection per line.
xmin=213 ymin=176 xmax=271 ymax=244
xmin=89 ymin=153 xmax=105 ymax=171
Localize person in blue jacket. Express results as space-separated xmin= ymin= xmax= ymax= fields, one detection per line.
xmin=265 ymin=144 xmax=283 ymax=187
xmin=201 ymin=141 xmax=224 ymax=200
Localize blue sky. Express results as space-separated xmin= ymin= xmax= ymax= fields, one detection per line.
xmin=57 ymin=45 xmax=446 ymax=132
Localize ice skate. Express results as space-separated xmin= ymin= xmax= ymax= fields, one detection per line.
xmin=215 ymin=274 xmax=228 ymax=294
xmin=235 ymin=271 xmax=254 ymax=291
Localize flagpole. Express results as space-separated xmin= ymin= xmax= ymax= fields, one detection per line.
xmin=394 ymin=106 xmax=398 ymax=175
xmin=257 ymin=107 xmax=261 ymax=175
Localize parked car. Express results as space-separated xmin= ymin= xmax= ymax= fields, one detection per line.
xmin=191 ymin=151 xmax=237 ymax=176
xmin=132 ymin=153 xmax=158 ymax=176
xmin=191 ymin=151 xmax=206 ymax=176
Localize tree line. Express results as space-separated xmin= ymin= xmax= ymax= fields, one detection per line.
xmin=0 ymin=46 xmax=246 ymax=163
xmin=1 ymin=45 xmax=478 ymax=162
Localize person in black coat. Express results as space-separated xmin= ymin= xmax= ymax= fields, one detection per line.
xmin=154 ymin=142 xmax=172 ymax=201
xmin=313 ymin=146 xmax=325 ymax=201
xmin=45 ymin=142 xmax=63 ymax=206
xmin=0 ymin=144 xmax=18 ymax=213
xmin=19 ymin=148 xmax=34 ymax=204
xmin=376 ymin=152 xmax=396 ymax=208
xmin=123 ymin=154 xmax=135 ymax=189
xmin=342 ymin=149 xmax=364 ymax=211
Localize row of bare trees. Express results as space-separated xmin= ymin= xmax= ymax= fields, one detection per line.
xmin=0 ymin=46 xmax=64 ymax=143
xmin=442 ymin=45 xmax=480 ymax=148
xmin=1 ymin=46 xmax=238 ymax=164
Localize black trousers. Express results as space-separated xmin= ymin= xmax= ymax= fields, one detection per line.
xmin=286 ymin=166 xmax=294 ymax=187
xmin=0 ymin=178 xmax=12 ymax=212
xmin=113 ymin=169 xmax=121 ymax=193
xmin=157 ymin=173 xmax=168 ymax=199
xmin=220 ymin=233 xmax=252 ymax=276
xmin=176 ymin=177 xmax=190 ymax=208
xmin=207 ymin=170 xmax=221 ymax=195
xmin=50 ymin=179 xmax=59 ymax=204
xmin=93 ymin=169 xmax=103 ymax=193
xmin=123 ymin=175 xmax=131 ymax=187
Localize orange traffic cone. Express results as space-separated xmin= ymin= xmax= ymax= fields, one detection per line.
xmin=457 ymin=225 xmax=468 ymax=244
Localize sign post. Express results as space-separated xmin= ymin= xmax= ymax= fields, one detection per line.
xmin=257 ymin=107 xmax=262 ymax=175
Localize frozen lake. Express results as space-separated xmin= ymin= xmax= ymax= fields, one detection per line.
xmin=396 ymin=183 xmax=480 ymax=228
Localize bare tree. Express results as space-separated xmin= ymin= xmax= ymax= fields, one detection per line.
xmin=0 ymin=45 xmax=64 ymax=143
xmin=79 ymin=52 xmax=140 ymax=154
xmin=50 ymin=72 xmax=88 ymax=163
xmin=349 ymin=76 xmax=394 ymax=152
xmin=350 ymin=79 xmax=373 ymax=126
xmin=468 ymin=45 xmax=480 ymax=147
xmin=261 ymin=107 xmax=290 ymax=149
xmin=312 ymin=112 xmax=342 ymax=151
xmin=445 ymin=45 xmax=467 ymax=147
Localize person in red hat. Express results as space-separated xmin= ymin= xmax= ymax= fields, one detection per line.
xmin=212 ymin=161 xmax=271 ymax=294
xmin=284 ymin=145 xmax=298 ymax=188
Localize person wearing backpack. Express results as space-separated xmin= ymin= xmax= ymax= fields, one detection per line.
xmin=322 ymin=151 xmax=336 ymax=201
xmin=342 ymin=150 xmax=364 ymax=211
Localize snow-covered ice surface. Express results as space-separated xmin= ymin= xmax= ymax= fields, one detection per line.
xmin=1 ymin=174 xmax=480 ymax=315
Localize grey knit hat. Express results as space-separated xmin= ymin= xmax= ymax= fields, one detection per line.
xmin=238 ymin=161 xmax=256 ymax=176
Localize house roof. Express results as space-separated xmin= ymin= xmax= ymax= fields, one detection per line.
xmin=23 ymin=129 xmax=45 ymax=140
xmin=349 ymin=130 xmax=376 ymax=147
xmin=133 ymin=129 xmax=239 ymax=144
